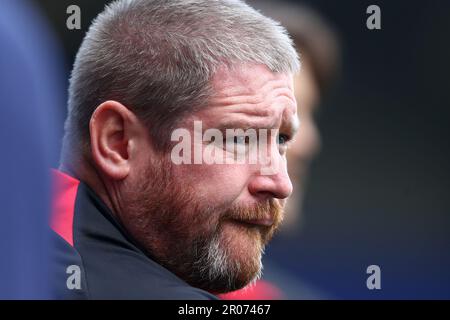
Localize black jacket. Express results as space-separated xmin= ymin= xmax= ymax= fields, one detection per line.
xmin=51 ymin=170 xmax=217 ymax=300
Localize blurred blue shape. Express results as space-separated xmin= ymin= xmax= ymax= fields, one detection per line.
xmin=0 ymin=0 xmax=65 ymax=299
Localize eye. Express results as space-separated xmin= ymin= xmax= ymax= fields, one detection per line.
xmin=222 ymin=135 xmax=250 ymax=149
xmin=277 ymin=133 xmax=290 ymax=145
xmin=233 ymin=135 xmax=249 ymax=145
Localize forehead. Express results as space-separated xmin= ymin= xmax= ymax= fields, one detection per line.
xmin=197 ymin=64 xmax=298 ymax=131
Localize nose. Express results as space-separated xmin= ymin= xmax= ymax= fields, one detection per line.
xmin=247 ymin=157 xmax=293 ymax=200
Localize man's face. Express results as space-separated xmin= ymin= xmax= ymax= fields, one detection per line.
xmin=120 ymin=64 xmax=297 ymax=293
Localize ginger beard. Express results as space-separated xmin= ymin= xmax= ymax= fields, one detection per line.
xmin=120 ymin=156 xmax=284 ymax=294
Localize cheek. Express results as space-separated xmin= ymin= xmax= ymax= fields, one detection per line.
xmin=173 ymin=163 xmax=250 ymax=204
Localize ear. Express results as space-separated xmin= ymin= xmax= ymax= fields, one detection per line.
xmin=89 ymin=100 xmax=141 ymax=180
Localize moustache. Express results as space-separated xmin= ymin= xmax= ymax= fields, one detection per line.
xmin=221 ymin=199 xmax=284 ymax=229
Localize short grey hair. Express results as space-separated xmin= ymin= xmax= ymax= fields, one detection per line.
xmin=62 ymin=0 xmax=300 ymax=160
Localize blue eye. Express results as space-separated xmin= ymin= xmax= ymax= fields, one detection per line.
xmin=223 ymin=135 xmax=249 ymax=148
xmin=233 ymin=136 xmax=248 ymax=145
xmin=278 ymin=134 xmax=289 ymax=145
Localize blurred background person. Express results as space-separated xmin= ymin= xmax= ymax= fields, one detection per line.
xmin=0 ymin=0 xmax=65 ymax=299
xmin=221 ymin=0 xmax=341 ymax=299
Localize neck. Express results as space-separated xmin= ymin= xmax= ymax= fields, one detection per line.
xmin=59 ymin=156 xmax=119 ymax=220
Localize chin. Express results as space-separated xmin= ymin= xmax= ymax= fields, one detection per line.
xmin=208 ymin=221 xmax=265 ymax=293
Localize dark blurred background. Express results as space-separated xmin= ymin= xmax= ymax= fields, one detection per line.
xmin=34 ymin=0 xmax=450 ymax=299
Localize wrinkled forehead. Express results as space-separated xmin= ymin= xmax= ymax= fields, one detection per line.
xmin=203 ymin=64 xmax=298 ymax=132
xmin=211 ymin=64 xmax=295 ymax=100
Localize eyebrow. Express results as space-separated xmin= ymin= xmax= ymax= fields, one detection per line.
xmin=214 ymin=117 xmax=299 ymax=140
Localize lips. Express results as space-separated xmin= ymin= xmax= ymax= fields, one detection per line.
xmin=232 ymin=217 xmax=274 ymax=227
xmin=224 ymin=200 xmax=282 ymax=230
